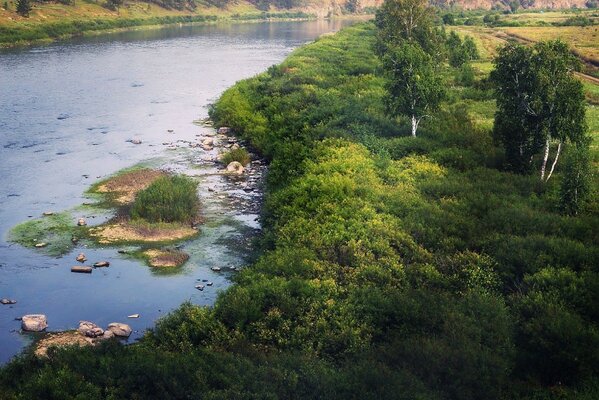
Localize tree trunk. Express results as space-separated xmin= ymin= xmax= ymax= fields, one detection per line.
xmin=411 ymin=115 xmax=417 ymax=137
xmin=540 ymin=138 xmax=550 ymax=181
xmin=545 ymin=141 xmax=562 ymax=181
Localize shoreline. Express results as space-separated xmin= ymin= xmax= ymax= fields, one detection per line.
xmin=0 ymin=13 xmax=371 ymax=49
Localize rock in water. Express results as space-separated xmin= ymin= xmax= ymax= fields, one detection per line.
xmin=71 ymin=266 xmax=92 ymax=273
xmin=107 ymin=322 xmax=132 ymax=337
xmin=78 ymin=321 xmax=101 ymax=335
xmin=77 ymin=218 xmax=86 ymax=226
xmin=202 ymin=138 xmax=214 ymax=146
xmin=1 ymin=298 xmax=16 ymax=305
xmin=226 ymin=161 xmax=244 ymax=175
xmin=127 ymin=314 xmax=140 ymax=319
xmin=42 ymin=211 xmax=54 ymax=216
xmin=76 ymin=253 xmax=87 ymax=263
xmin=93 ymin=261 xmax=110 ymax=268
xmin=35 ymin=242 xmax=47 ymax=248
xmin=21 ymin=314 xmax=48 ymax=332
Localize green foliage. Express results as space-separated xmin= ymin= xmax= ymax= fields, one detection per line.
xmin=8 ymin=212 xmax=82 ymax=256
xmin=220 ymin=148 xmax=251 ymax=166
xmin=446 ymin=31 xmax=479 ymax=67
xmin=490 ymin=40 xmax=587 ymax=177
xmin=560 ymin=141 xmax=592 ymax=215
xmin=0 ymin=15 xmax=220 ymax=46
xmin=382 ymin=42 xmax=445 ymax=136
xmin=2 ymin=22 xmax=599 ymax=400
xmin=374 ymin=0 xmax=441 ymax=56
xmin=130 ymin=175 xmax=199 ymax=223
xmin=16 ymin=0 xmax=31 ymax=16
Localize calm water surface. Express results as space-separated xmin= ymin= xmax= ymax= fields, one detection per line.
xmin=0 ymin=19 xmax=358 ymax=363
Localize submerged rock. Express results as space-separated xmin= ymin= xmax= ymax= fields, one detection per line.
xmin=93 ymin=261 xmax=110 ymax=268
xmin=22 ymin=314 xmax=48 ymax=332
xmin=77 ymin=218 xmax=86 ymax=226
xmin=107 ymin=322 xmax=132 ymax=338
xmin=71 ymin=266 xmax=92 ymax=273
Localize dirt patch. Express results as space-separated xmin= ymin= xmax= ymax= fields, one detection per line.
xmin=89 ymin=220 xmax=197 ymax=244
xmin=143 ymin=248 xmax=190 ymax=267
xmin=95 ymin=169 xmax=167 ymax=205
xmin=35 ymin=331 xmax=92 ymax=357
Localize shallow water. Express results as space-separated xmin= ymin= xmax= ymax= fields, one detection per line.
xmin=0 ymin=19 xmax=358 ymax=363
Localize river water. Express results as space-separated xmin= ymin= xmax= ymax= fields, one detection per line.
xmin=0 ymin=19 xmax=357 ymax=363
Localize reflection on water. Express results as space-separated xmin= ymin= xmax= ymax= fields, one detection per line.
xmin=0 ymin=18 xmax=362 ymax=363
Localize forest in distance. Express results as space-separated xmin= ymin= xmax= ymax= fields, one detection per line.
xmin=1 ymin=0 xmax=599 ymax=398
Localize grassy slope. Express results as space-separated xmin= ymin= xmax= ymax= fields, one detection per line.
xmin=1 ymin=22 xmax=597 ymax=399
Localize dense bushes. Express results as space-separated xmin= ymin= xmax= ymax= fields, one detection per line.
xmin=130 ymin=175 xmax=199 ymax=223
xmin=1 ymin=21 xmax=598 ymax=400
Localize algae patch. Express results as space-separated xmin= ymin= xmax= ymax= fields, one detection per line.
xmin=9 ymin=212 xmax=87 ymax=257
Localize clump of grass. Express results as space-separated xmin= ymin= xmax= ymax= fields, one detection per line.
xmin=130 ymin=175 xmax=199 ymax=224
xmin=220 ymin=148 xmax=251 ymax=166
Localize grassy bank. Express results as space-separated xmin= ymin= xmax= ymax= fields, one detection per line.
xmin=1 ymin=22 xmax=598 ymax=399
xmin=0 ymin=0 xmax=315 ymax=47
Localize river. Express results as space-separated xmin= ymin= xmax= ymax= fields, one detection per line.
xmin=0 ymin=19 xmax=358 ymax=364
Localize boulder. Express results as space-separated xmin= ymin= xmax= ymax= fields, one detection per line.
xmin=76 ymin=253 xmax=87 ymax=263
xmin=217 ymin=127 xmax=231 ymax=134
xmin=93 ymin=329 xmax=115 ymax=342
xmin=131 ymin=139 xmax=142 ymax=145
xmin=21 ymin=314 xmax=48 ymax=332
xmin=78 ymin=321 xmax=101 ymax=335
xmin=107 ymin=322 xmax=132 ymax=338
xmin=77 ymin=218 xmax=86 ymax=226
xmin=226 ymin=162 xmax=244 ymax=175
xmin=202 ymin=138 xmax=214 ymax=146
xmin=84 ymin=327 xmax=105 ymax=338
xmin=1 ymin=298 xmax=16 ymax=305
xmin=201 ymin=144 xmax=213 ymax=151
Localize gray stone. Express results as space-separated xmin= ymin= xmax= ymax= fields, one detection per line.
xmin=21 ymin=314 xmax=48 ymax=332
xmin=107 ymin=322 xmax=132 ymax=338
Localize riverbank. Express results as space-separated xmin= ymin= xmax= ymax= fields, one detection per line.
xmin=0 ymin=10 xmax=315 ymax=47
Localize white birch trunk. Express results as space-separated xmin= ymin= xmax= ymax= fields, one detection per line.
xmin=540 ymin=138 xmax=550 ymax=181
xmin=411 ymin=115 xmax=417 ymax=137
xmin=545 ymin=141 xmax=562 ymax=182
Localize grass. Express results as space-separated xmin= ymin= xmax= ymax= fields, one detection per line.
xmin=131 ymin=175 xmax=199 ymax=224
xmin=89 ymin=168 xmax=167 ymax=206
xmin=220 ymin=148 xmax=251 ymax=166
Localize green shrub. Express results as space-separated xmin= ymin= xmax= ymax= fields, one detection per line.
xmin=221 ymin=148 xmax=251 ymax=166
xmin=130 ymin=175 xmax=199 ymax=223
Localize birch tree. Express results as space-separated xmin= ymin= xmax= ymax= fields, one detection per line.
xmin=383 ymin=43 xmax=445 ymax=137
xmin=490 ymin=40 xmax=587 ymax=181
xmin=374 ymin=0 xmax=441 ymax=57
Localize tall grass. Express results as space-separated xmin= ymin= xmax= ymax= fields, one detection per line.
xmin=130 ymin=175 xmax=199 ymax=224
